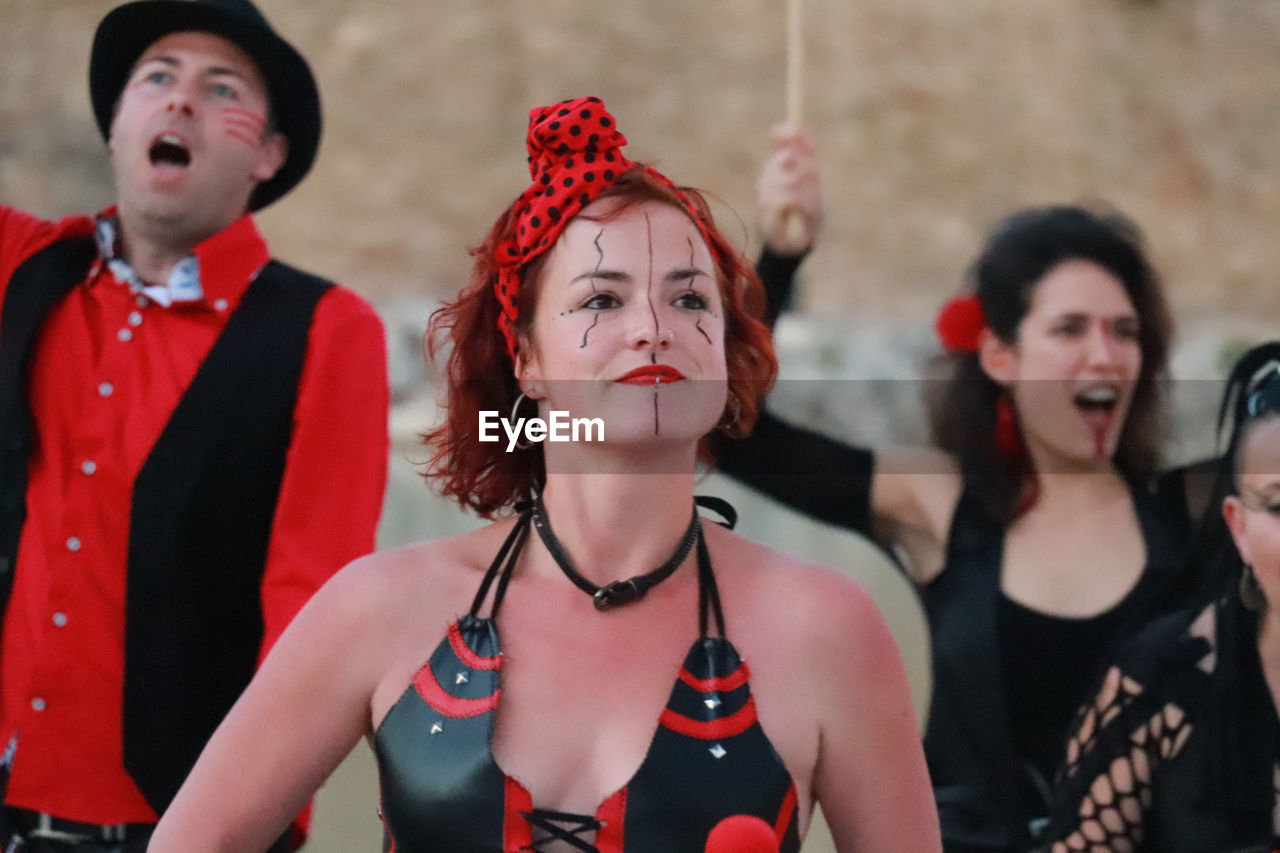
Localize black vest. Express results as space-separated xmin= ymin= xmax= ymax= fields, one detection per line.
xmin=0 ymin=234 xmax=330 ymax=813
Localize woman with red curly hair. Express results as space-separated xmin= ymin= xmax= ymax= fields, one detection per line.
xmin=151 ymin=97 xmax=939 ymax=853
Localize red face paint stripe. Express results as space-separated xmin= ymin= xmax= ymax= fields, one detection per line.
xmin=677 ymin=661 xmax=750 ymax=693
xmin=774 ymin=782 xmax=798 ymax=841
xmin=412 ymin=665 xmax=500 ymax=718
xmin=223 ymin=106 xmax=264 ymax=118
xmin=448 ymin=621 xmax=502 ymax=670
xmin=658 ymin=696 xmax=758 ymax=740
xmin=503 ymin=776 xmax=533 ymax=853
xmin=593 ymin=787 xmax=627 ymax=853
xmin=224 ymin=129 xmax=259 ymax=146
xmin=222 ymin=119 xmax=263 ymax=133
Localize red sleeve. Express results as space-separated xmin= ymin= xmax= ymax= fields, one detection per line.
xmin=257 ymin=284 xmax=389 ymax=659
xmin=0 ymin=206 xmax=95 ymax=311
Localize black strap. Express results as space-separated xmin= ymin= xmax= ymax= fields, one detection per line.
xmin=696 ymin=528 xmax=725 ymax=639
xmin=531 ymin=495 xmax=701 ymax=611
xmin=469 ymin=507 xmax=533 ymax=618
xmin=694 ymin=494 xmax=737 ymax=529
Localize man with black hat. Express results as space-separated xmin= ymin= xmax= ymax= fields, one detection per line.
xmin=0 ymin=0 xmax=389 ymax=849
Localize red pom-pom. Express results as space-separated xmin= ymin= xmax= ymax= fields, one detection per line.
xmin=705 ymin=815 xmax=779 ymax=853
xmin=935 ymin=293 xmax=986 ymax=353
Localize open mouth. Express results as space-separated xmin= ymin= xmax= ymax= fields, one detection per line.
xmin=1073 ymin=386 xmax=1118 ymax=416
xmin=149 ymin=133 xmax=191 ymax=168
xmin=1073 ymin=386 xmax=1120 ymax=455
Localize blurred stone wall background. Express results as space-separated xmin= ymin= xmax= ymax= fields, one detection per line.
xmin=4 ymin=0 xmax=1279 ymax=324
xmin=3 ymin=1 xmax=1278 ymax=849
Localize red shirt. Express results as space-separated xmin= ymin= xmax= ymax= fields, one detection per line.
xmin=0 ymin=205 xmax=389 ymax=824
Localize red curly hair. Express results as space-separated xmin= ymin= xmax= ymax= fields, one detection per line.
xmin=423 ymin=167 xmax=777 ymax=518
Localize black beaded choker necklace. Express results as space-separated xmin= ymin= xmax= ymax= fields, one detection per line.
xmin=530 ymin=495 xmax=702 ymax=611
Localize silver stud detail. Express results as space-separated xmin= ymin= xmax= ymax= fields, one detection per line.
xmin=430 ymin=722 xmax=443 ymax=735
xmin=704 ymin=696 xmax=721 ymax=710
xmin=456 ymin=672 xmax=470 ymax=685
xmin=709 ymin=743 xmax=727 ymax=759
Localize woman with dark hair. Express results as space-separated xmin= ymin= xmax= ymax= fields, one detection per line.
xmin=148 ymin=98 xmax=939 ymax=853
xmin=716 ymin=131 xmax=1204 ymax=852
xmin=1041 ymin=341 xmax=1280 ymax=852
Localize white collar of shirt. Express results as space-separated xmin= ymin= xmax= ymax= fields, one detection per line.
xmin=94 ymin=215 xmax=204 ymax=308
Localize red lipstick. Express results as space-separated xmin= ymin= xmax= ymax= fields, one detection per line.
xmin=616 ymin=365 xmax=686 ymax=385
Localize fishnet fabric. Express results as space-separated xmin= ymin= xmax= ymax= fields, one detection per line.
xmin=1044 ymin=606 xmax=1217 ymax=852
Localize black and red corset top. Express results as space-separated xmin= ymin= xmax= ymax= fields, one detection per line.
xmin=373 ymin=510 xmax=801 ymax=853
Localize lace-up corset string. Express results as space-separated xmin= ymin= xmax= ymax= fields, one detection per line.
xmin=520 ymin=810 xmax=606 ymax=852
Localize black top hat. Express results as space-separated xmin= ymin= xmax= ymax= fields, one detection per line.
xmin=90 ymin=0 xmax=321 ymax=211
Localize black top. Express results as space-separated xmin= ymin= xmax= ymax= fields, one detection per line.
xmin=1042 ymin=597 xmax=1280 ymax=852
xmin=373 ymin=508 xmax=802 ymax=853
xmin=998 ymin=569 xmax=1157 ymax=809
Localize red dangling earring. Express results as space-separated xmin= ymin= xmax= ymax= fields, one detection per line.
xmin=996 ymin=396 xmax=1021 ymax=456
xmin=997 ymin=395 xmax=1040 ymax=516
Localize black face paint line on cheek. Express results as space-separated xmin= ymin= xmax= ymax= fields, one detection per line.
xmin=688 ymin=236 xmax=721 ymax=339
xmin=580 ymin=313 xmax=599 ymax=349
xmin=695 ymin=319 xmax=712 ymax=345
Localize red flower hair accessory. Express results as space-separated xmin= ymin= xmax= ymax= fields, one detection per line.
xmin=493 ymin=96 xmax=712 ymax=360
xmin=935 ymin=293 xmax=986 ymax=353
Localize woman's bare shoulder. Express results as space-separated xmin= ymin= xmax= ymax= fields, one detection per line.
xmin=706 ymin=524 xmax=887 ymax=633
xmin=707 ymin=527 xmax=910 ymax=715
xmin=309 ymin=522 xmax=521 ymax=629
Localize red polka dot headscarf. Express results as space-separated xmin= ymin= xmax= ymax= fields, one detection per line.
xmin=494 ymin=95 xmax=714 ymax=360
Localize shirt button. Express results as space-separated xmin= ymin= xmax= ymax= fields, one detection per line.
xmin=214 ymin=298 xmax=228 ymax=311
xmin=66 ymin=536 xmax=81 ymax=552
xmin=52 ymin=612 xmax=68 ymax=628
xmin=118 ymin=328 xmax=133 ymax=342
xmin=128 ymin=311 xmax=143 ymax=327
xmin=136 ymin=295 xmax=150 ymax=308
xmin=98 ymin=382 xmax=114 ymax=397
xmin=81 ymin=460 xmax=97 ymax=476
xmin=31 ymin=697 xmax=46 ymax=712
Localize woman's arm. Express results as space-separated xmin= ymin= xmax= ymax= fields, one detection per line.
xmin=713 ymin=411 xmax=876 ymax=534
xmin=723 ymin=126 xmax=962 ymax=576
xmin=148 ymin=557 xmax=392 ymax=853
xmin=716 ymin=418 xmax=961 ymax=584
